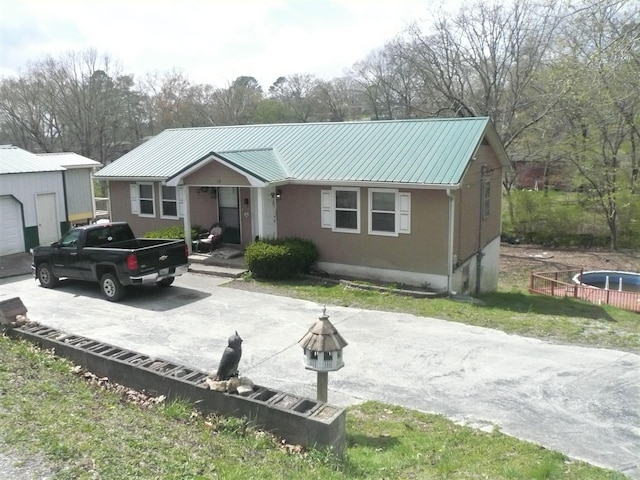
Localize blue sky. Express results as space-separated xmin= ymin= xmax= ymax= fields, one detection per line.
xmin=0 ymin=0 xmax=442 ymax=89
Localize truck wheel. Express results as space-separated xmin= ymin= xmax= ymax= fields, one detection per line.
xmin=157 ymin=277 xmax=175 ymax=287
xmin=37 ymin=263 xmax=59 ymax=288
xmin=100 ymin=273 xmax=125 ymax=302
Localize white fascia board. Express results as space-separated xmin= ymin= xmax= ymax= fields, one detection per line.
xmin=165 ymin=153 xmax=267 ymax=187
xmin=285 ymin=179 xmax=461 ymax=190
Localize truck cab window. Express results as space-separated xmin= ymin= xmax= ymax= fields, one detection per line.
xmin=60 ymin=229 xmax=81 ymax=247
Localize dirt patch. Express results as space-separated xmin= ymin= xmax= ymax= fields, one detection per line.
xmin=499 ymin=244 xmax=640 ymax=290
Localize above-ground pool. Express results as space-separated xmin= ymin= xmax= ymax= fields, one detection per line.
xmin=573 ymin=270 xmax=640 ymax=293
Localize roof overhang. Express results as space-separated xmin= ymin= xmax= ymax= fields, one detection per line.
xmin=92 ymin=175 xmax=167 ymax=182
xmin=165 ymin=152 xmax=269 ymax=187
xmin=482 ymin=122 xmax=512 ymax=172
xmin=284 ymin=179 xmax=461 ymax=190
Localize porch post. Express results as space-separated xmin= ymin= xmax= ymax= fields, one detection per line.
xmin=182 ymin=185 xmax=193 ymax=252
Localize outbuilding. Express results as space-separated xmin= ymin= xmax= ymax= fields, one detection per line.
xmin=0 ymin=146 xmax=100 ymax=256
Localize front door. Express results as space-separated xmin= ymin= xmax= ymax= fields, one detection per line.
xmin=218 ymin=187 xmax=240 ymax=244
xmin=36 ymin=193 xmax=59 ymax=245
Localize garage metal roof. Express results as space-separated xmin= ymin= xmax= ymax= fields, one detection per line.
xmin=37 ymin=152 xmax=102 ymax=169
xmin=95 ymin=118 xmax=507 ymax=186
xmin=0 ymin=145 xmax=66 ymax=174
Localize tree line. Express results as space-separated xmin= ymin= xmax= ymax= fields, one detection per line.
xmin=1 ymin=0 xmax=638 ymax=248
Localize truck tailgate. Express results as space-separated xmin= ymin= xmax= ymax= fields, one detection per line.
xmin=134 ymin=241 xmax=187 ymax=275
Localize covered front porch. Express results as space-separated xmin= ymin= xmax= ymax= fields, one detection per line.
xmin=165 ymin=151 xmax=284 ymax=253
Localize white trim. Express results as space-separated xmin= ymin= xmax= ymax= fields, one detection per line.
xmin=368 ymin=188 xmax=398 ymax=237
xmin=129 ymin=184 xmax=139 ymax=214
xmin=316 ymin=261 xmax=448 ymax=291
xmin=177 ymin=186 xmax=185 ymax=218
xmin=332 ymin=186 xmax=360 ymax=234
xmin=136 ymin=182 xmax=156 ymax=218
xmin=165 ymin=154 xmax=268 ymax=188
xmin=286 ymin=178 xmax=461 ymax=190
xmin=398 ymin=192 xmax=411 ymax=234
xmin=182 ymin=186 xmax=192 ymax=252
xmin=447 ymin=188 xmax=455 ymax=294
xmin=320 ymin=190 xmax=332 ymax=228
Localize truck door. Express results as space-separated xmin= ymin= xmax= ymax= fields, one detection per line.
xmin=52 ymin=229 xmax=83 ymax=278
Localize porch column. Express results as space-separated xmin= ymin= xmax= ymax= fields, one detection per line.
xmin=181 ymin=185 xmax=193 ymax=252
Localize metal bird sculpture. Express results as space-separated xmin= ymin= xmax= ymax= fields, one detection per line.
xmin=215 ymin=331 xmax=243 ymax=381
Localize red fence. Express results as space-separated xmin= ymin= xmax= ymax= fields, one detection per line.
xmin=530 ymin=269 xmax=640 ymax=313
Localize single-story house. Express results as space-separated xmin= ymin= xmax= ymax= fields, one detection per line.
xmin=0 ymin=146 xmax=100 ymax=256
xmin=94 ymin=118 xmax=510 ymax=294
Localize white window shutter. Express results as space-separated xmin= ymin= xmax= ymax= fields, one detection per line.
xmin=177 ymin=186 xmax=185 ymax=218
xmin=130 ymin=184 xmax=139 ymax=214
xmin=398 ymin=192 xmax=411 ymax=234
xmin=321 ymin=190 xmax=332 ymax=228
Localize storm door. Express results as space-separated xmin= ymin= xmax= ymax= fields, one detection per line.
xmin=218 ymin=187 xmax=241 ymax=244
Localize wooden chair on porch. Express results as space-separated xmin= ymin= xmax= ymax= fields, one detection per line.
xmin=195 ymin=222 xmax=224 ymax=253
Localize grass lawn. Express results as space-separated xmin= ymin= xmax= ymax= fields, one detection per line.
xmin=0 ymin=336 xmax=626 ymax=479
xmin=226 ymin=275 xmax=640 ymax=353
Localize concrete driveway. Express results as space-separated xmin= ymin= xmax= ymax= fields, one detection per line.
xmin=0 ymin=269 xmax=638 ymax=478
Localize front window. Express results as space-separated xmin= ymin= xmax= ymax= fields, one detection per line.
xmin=139 ymin=183 xmax=155 ymax=216
xmin=161 ymin=186 xmax=178 ymax=218
xmin=368 ymin=189 xmax=411 ymax=236
xmin=370 ymin=190 xmax=396 ymax=233
xmin=334 ymin=188 xmax=360 ymax=233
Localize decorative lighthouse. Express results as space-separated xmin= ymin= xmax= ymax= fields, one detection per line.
xmin=298 ymin=307 xmax=348 ymax=402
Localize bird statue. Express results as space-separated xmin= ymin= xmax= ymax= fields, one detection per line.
xmin=215 ymin=331 xmax=243 ymax=381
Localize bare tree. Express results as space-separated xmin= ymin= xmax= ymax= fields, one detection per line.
xmin=210 ymin=76 xmax=263 ymax=125
xmin=0 ymin=49 xmax=145 ymax=163
xmin=268 ymin=74 xmax=323 ymax=123
xmin=316 ymin=76 xmax=364 ymax=122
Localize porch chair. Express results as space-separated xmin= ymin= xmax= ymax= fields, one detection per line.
xmin=196 ymin=222 xmax=224 ymax=253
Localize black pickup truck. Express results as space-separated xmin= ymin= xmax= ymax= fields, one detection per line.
xmin=32 ymin=222 xmax=189 ymax=302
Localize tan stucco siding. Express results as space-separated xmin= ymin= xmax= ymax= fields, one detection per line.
xmin=276 ymin=185 xmax=450 ymax=276
xmin=455 ymin=145 xmax=503 ymax=265
xmin=190 ymin=187 xmax=219 ymax=230
xmin=108 ymin=181 xmax=189 ymax=236
xmin=184 ymin=161 xmax=250 ymax=186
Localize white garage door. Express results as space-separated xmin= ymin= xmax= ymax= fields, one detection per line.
xmin=0 ymin=196 xmax=25 ymax=255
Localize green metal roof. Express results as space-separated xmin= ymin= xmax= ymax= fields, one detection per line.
xmin=95 ymin=118 xmax=506 ymax=186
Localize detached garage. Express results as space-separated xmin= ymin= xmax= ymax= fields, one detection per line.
xmin=0 ymin=145 xmax=66 ymax=256
xmin=0 ymin=196 xmax=24 ymax=255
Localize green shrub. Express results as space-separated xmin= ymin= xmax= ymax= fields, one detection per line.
xmin=143 ymin=226 xmax=200 ymax=240
xmin=245 ymin=237 xmax=319 ymax=279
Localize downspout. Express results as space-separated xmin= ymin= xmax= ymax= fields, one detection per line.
xmin=447 ymin=188 xmax=455 ymax=294
xmin=476 ymin=181 xmax=483 ymax=295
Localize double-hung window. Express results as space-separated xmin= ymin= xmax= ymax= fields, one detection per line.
xmin=321 ymin=187 xmax=360 ymax=233
xmin=130 ymin=183 xmax=155 ymax=217
xmin=321 ymin=187 xmax=410 ymax=235
xmin=161 ymin=185 xmax=178 ymax=219
xmin=368 ymin=189 xmax=411 ymax=236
